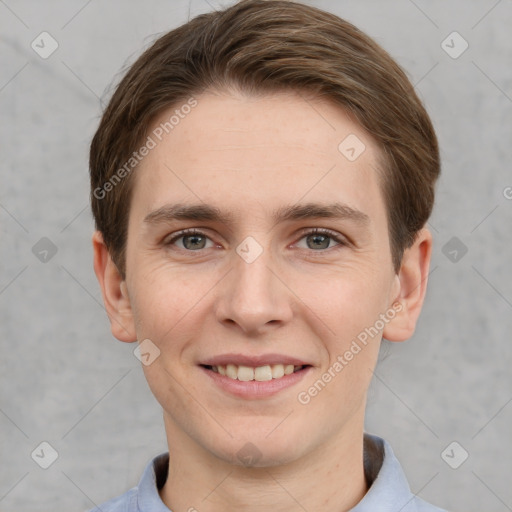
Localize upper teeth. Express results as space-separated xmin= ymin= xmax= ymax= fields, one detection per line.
xmin=212 ymin=364 xmax=301 ymax=381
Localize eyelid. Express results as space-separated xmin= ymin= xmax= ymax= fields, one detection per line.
xmin=163 ymin=227 xmax=349 ymax=251
xmin=295 ymin=227 xmax=348 ymax=244
xmin=162 ymin=228 xmax=217 ymax=247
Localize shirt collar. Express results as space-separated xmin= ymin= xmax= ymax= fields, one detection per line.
xmin=352 ymin=433 xmax=420 ymax=512
xmin=136 ymin=433 xmax=419 ymax=512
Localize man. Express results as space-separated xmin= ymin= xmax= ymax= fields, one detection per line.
xmin=89 ymin=0 xmax=446 ymax=510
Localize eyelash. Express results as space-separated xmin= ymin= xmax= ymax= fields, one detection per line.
xmin=164 ymin=227 xmax=348 ymax=253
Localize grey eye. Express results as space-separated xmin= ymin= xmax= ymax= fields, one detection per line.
xmin=306 ymin=233 xmax=332 ymax=250
xmin=180 ymin=234 xmax=209 ymax=250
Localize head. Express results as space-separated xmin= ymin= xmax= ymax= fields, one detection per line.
xmin=91 ymin=0 xmax=439 ymax=467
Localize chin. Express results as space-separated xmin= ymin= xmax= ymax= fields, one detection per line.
xmin=211 ymin=430 xmax=307 ymax=469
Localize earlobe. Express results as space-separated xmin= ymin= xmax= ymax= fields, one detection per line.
xmin=92 ymin=231 xmax=137 ymax=343
xmin=382 ymin=228 xmax=432 ymax=342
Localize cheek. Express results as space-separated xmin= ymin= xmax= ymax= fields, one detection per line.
xmin=302 ymin=263 xmax=391 ymax=337
xmin=130 ymin=271 xmax=202 ymax=417
xmin=126 ymin=255 xmax=200 ymax=335
xmin=303 ymin=266 xmax=390 ymax=390
xmin=302 ymin=275 xmax=386 ymax=416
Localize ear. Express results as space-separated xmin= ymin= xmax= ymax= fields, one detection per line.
xmin=382 ymin=228 xmax=432 ymax=342
xmin=92 ymin=231 xmax=137 ymax=343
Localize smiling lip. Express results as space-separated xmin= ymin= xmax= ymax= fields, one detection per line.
xmin=199 ymin=353 xmax=312 ymax=399
xmin=200 ymin=353 xmax=310 ymax=367
xmin=201 ymin=365 xmax=311 ymax=399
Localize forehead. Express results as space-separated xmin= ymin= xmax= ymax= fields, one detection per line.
xmin=130 ymin=89 xmax=386 ymax=230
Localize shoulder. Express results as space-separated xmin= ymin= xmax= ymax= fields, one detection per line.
xmin=85 ymin=452 xmax=169 ymax=512
xmin=86 ymin=487 xmax=138 ymax=512
xmin=359 ymin=434 xmax=449 ymax=512
xmin=412 ymin=495 xmax=450 ymax=512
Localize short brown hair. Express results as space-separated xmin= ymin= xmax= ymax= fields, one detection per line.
xmin=90 ymin=0 xmax=440 ymax=277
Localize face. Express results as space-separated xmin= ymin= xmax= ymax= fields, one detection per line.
xmin=117 ymin=89 xmax=405 ymax=466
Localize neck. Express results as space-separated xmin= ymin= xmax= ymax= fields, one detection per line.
xmin=159 ymin=415 xmax=368 ymax=512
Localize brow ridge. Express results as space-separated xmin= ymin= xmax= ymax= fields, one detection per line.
xmin=144 ymin=201 xmax=370 ymax=226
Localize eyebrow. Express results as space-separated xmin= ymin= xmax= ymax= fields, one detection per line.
xmin=144 ymin=202 xmax=370 ymax=227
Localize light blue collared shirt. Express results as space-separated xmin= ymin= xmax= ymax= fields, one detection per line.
xmin=89 ymin=434 xmax=448 ymax=512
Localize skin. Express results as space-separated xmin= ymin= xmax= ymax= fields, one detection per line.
xmin=93 ymin=88 xmax=432 ymax=512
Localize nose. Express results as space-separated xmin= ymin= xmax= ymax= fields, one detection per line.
xmin=214 ymin=242 xmax=294 ymax=336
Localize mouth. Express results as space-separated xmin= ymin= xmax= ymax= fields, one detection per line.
xmin=200 ymin=363 xmax=311 ymax=382
xmin=199 ymin=354 xmax=313 ymax=398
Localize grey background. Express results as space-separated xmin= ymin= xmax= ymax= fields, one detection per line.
xmin=1 ymin=0 xmax=511 ymax=511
